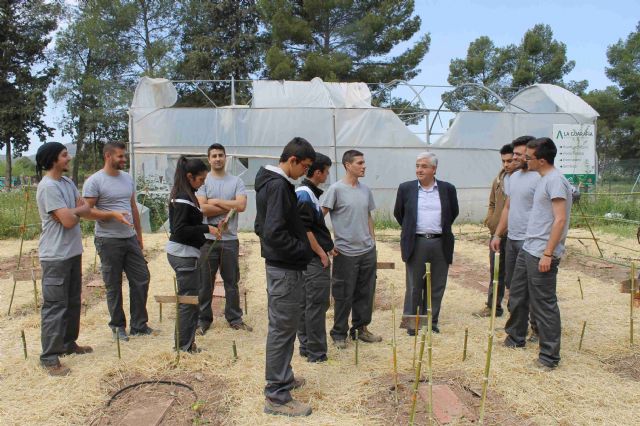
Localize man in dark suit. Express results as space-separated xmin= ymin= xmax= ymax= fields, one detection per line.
xmin=394 ymin=152 xmax=459 ymax=334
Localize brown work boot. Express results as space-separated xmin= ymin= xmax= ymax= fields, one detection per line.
xmin=43 ymin=362 xmax=71 ymax=377
xmin=292 ymin=377 xmax=305 ymax=389
xmin=230 ymin=321 xmax=253 ymax=332
xmin=333 ymin=339 xmax=347 ymax=349
xmin=473 ymin=306 xmax=492 ymax=318
xmin=63 ymin=344 xmax=94 ymax=356
xmin=356 ymin=327 xmax=382 ymax=343
xmin=399 ymin=316 xmax=410 ymax=329
xmin=264 ymin=398 xmax=312 ymax=417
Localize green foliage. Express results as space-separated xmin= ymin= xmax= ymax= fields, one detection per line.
xmin=0 ymin=157 xmax=36 ymax=179
xmin=259 ymin=0 xmax=430 ymax=105
xmin=136 ymin=177 xmax=168 ymax=232
xmin=443 ymin=24 xmax=585 ymax=112
xmin=52 ymin=0 xmax=135 ymax=183
xmin=0 ymin=0 xmax=61 ymax=187
xmin=373 ymin=210 xmax=400 ymax=230
xmin=174 ymin=0 xmax=262 ymax=106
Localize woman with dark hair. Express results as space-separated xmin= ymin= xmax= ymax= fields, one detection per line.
xmin=166 ymin=156 xmax=220 ymax=352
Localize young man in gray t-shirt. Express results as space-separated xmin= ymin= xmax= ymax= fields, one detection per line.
xmin=504 ymin=138 xmax=572 ymax=370
xmin=196 ymin=143 xmax=250 ymax=334
xmin=321 ymin=150 xmax=381 ymax=348
xmin=35 ymin=142 xmax=93 ymax=376
xmin=83 ymin=141 xmax=151 ymax=341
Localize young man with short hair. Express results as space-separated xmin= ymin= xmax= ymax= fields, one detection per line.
xmin=255 ymin=137 xmax=315 ymax=417
xmin=36 ymin=142 xmax=93 ymax=376
xmin=476 ymin=143 xmax=515 ymax=317
xmin=490 ymin=136 xmax=540 ymax=336
xmin=197 ymin=143 xmax=251 ymax=334
xmin=504 ymin=137 xmax=572 ymax=370
xmin=83 ymin=141 xmax=152 ymax=342
xmin=322 ymin=150 xmax=381 ymax=348
xmin=296 ymin=153 xmax=336 ymax=363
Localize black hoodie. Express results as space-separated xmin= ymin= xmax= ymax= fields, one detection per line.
xmin=254 ymin=166 xmax=313 ymax=270
xmin=296 ymin=178 xmax=334 ymax=254
xmin=168 ymin=191 xmax=209 ymax=249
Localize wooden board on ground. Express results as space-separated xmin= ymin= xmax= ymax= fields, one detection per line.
xmin=418 ymin=384 xmax=476 ymax=424
xmin=377 ymin=262 xmax=395 ymax=269
xmin=120 ymin=398 xmax=174 ymax=426
xmin=153 ymin=295 xmax=199 ymax=305
xmin=12 ymin=268 xmax=42 ymax=282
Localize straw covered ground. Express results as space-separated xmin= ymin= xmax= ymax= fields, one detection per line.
xmin=1 ymin=225 xmax=639 ymax=425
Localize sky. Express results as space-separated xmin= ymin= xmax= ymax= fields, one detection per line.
xmin=24 ymin=0 xmax=640 ymax=155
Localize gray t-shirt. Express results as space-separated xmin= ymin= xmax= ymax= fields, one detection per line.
xmin=504 ymin=169 xmax=540 ymax=240
xmin=523 ymin=169 xmax=573 ymax=258
xmin=36 ymin=176 xmax=83 ymax=261
xmin=196 ymin=173 xmax=246 ymax=241
xmin=82 ymin=170 xmax=136 ymax=238
xmin=322 ymin=180 xmax=376 ymax=256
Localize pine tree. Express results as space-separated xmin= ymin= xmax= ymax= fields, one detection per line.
xmin=0 ymin=0 xmax=61 ymax=187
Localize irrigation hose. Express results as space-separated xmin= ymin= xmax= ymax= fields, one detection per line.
xmin=106 ymin=380 xmax=196 ymax=407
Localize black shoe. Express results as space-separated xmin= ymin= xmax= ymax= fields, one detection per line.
xmin=308 ymin=355 xmax=328 ymax=363
xmin=130 ymin=325 xmax=154 ymax=336
xmin=503 ymin=337 xmax=525 ymax=348
xmin=196 ymin=324 xmax=208 ymax=336
xmin=407 ymin=325 xmax=439 ymax=336
xmin=432 ymin=325 xmax=440 ymax=334
xmin=112 ymin=327 xmax=129 ymax=342
xmin=185 ymin=342 xmax=203 ymax=353
xmin=299 ymin=350 xmax=308 ymax=358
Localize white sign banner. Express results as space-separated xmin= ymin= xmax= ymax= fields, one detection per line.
xmin=553 ymin=124 xmax=596 ymax=176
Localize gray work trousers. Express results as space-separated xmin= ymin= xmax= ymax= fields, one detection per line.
xmin=167 ymin=254 xmax=200 ymax=351
xmin=40 ymin=255 xmax=82 ymax=366
xmin=505 ymin=250 xmax=562 ymax=366
xmin=265 ymin=265 xmax=303 ymax=404
xmin=505 ymin=238 xmax=538 ymax=333
xmin=298 ymin=256 xmax=331 ymax=361
xmin=198 ymin=239 xmax=243 ymax=327
xmin=330 ymin=246 xmax=377 ymax=341
xmin=95 ymin=236 xmax=150 ymax=332
xmin=402 ymin=236 xmax=449 ymax=327
xmin=486 ymin=236 xmax=507 ymax=314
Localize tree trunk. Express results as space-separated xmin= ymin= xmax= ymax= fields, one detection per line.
xmin=4 ymin=139 xmax=12 ymax=189
xmin=72 ymin=115 xmax=86 ymax=185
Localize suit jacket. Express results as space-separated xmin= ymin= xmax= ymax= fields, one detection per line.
xmin=393 ymin=179 xmax=459 ymax=264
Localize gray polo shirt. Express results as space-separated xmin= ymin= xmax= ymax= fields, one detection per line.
xmin=523 ymin=169 xmax=573 ymax=258
xmin=504 ymin=169 xmax=540 ymax=240
xmin=196 ymin=173 xmax=246 ymax=241
xmin=36 ymin=176 xmax=83 ymax=261
xmin=322 ymin=180 xmax=375 ymax=256
xmin=82 ymin=170 xmax=136 ymax=238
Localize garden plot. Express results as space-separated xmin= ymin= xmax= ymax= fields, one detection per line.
xmin=0 ymin=227 xmax=639 ymax=425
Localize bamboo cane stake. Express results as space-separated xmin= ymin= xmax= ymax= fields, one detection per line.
xmin=479 ymin=253 xmax=500 ymax=424
xmin=462 ymin=327 xmax=469 ymax=361
xmin=7 ymin=275 xmax=17 ymax=316
xmin=355 ymin=329 xmax=359 ymax=366
xmin=21 ymin=330 xmax=27 ymax=359
xmin=412 ymin=305 xmax=420 ymax=369
xmin=174 ymin=275 xmax=180 ymax=365
xmin=425 ymin=263 xmax=434 ymax=425
xmin=578 ymin=276 xmax=584 ymax=300
xmin=578 ymin=321 xmax=587 ymax=351
xmin=31 ymin=269 xmax=39 ymax=310
xmin=244 ymin=290 xmax=248 ymax=314
xmin=232 ymin=340 xmax=238 ymax=361
xmin=576 ymin=202 xmax=604 ymax=258
xmin=391 ymin=278 xmax=399 ymax=404
xmin=116 ymin=329 xmax=121 ymax=359
xmin=159 ymin=303 xmax=163 ymax=322
xmin=631 ymin=262 xmax=636 ymax=346
xmin=16 ymin=189 xmax=29 ymax=270
xmin=409 ymin=327 xmax=427 ymax=425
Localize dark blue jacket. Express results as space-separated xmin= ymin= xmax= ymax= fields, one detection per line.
xmin=393 ymin=179 xmax=459 ymax=264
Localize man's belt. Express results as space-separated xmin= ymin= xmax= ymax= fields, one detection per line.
xmin=416 ymin=233 xmax=441 ymax=239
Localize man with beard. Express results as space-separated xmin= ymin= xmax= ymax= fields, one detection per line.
xmin=197 ymin=143 xmax=251 ymax=334
xmin=490 ymin=136 xmax=540 ymax=339
xmin=36 ymin=143 xmax=94 ymax=376
xmin=83 ymin=141 xmax=152 ymax=342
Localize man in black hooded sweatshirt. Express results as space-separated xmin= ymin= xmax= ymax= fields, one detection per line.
xmin=254 ymin=137 xmax=316 ymax=417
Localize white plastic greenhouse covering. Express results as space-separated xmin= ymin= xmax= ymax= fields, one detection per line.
xmin=128 ymin=78 xmax=597 ymax=230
